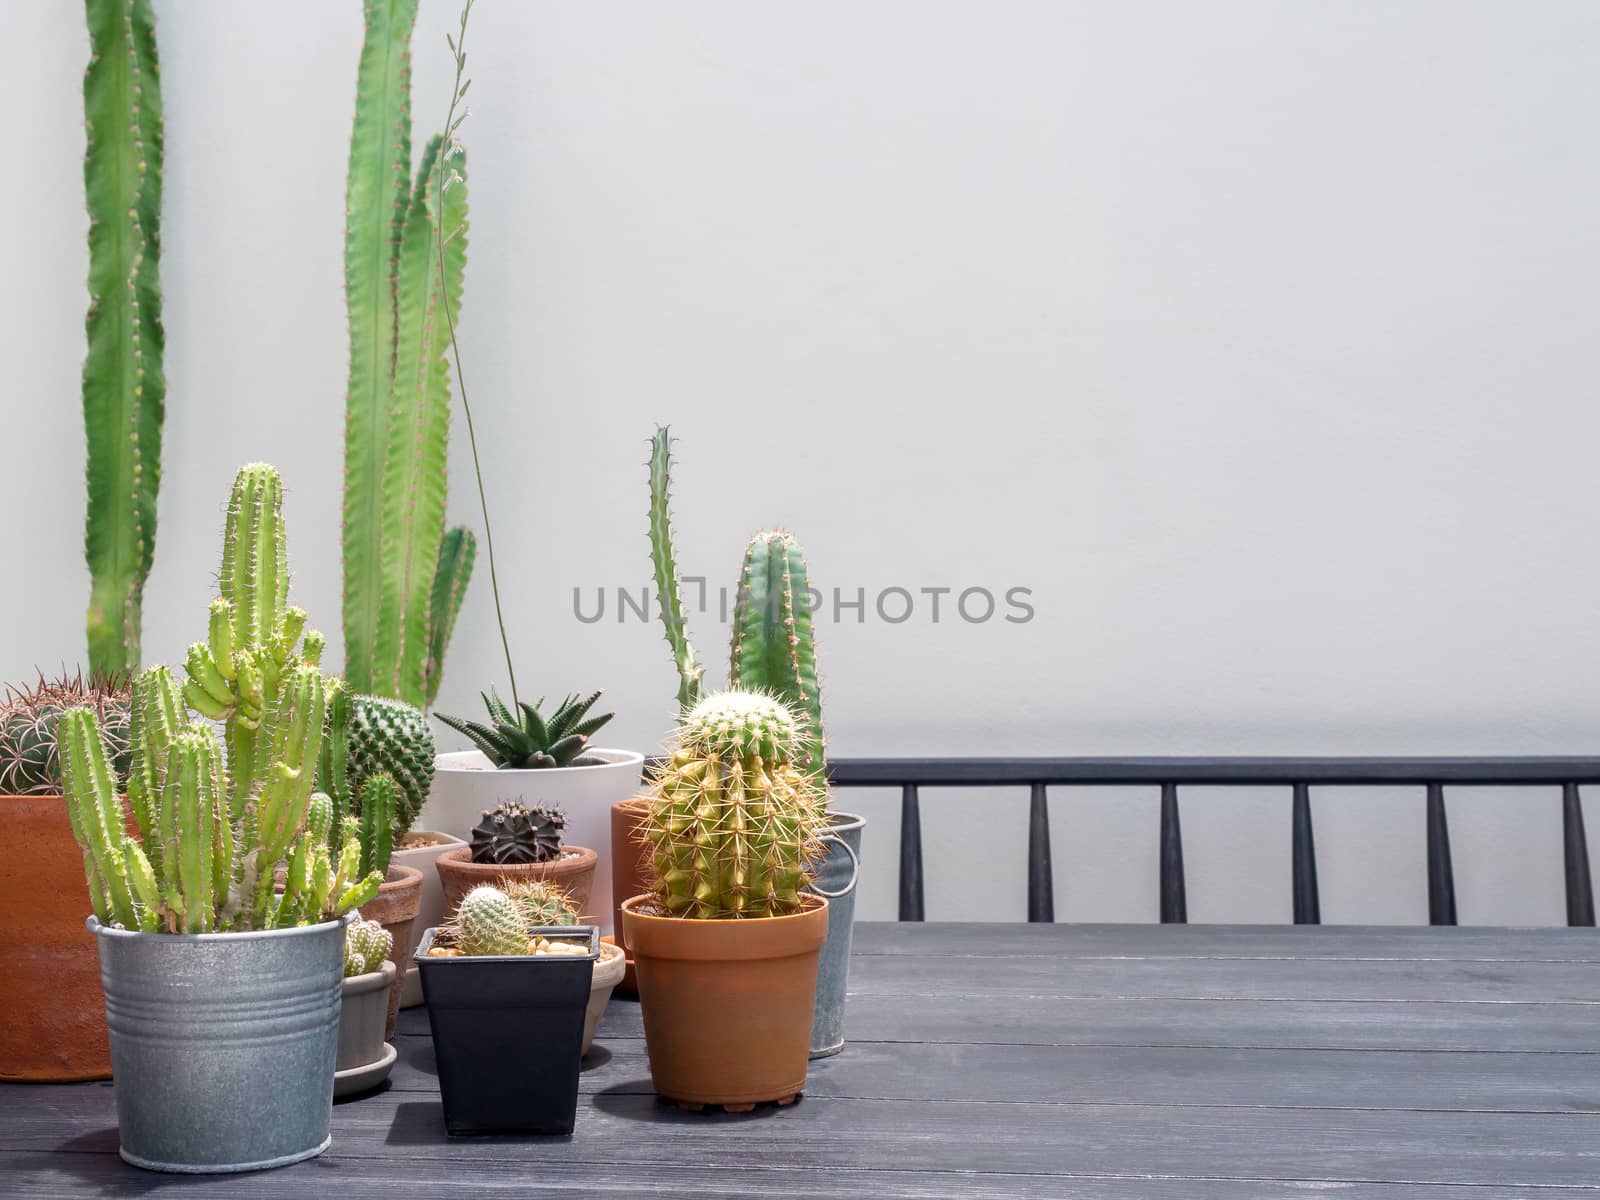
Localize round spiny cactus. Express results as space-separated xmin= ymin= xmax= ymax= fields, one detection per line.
xmin=469 ymin=800 xmax=565 ymax=865
xmin=347 ymin=694 xmax=435 ymax=838
xmin=642 ymin=689 xmax=828 ymax=920
xmin=678 ymin=689 xmax=807 ymax=765
xmin=503 ymin=878 xmax=580 ymax=928
xmin=0 ymin=672 xmax=132 ymax=795
xmin=344 ymin=915 xmax=394 ymax=978
xmin=456 ymin=885 xmax=527 ymax=956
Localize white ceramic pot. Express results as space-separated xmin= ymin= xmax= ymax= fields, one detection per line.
xmin=421 ymin=748 xmax=646 ymax=934
xmin=391 ymin=830 xmax=467 ymax=1009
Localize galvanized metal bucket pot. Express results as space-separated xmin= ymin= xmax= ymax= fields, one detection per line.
xmin=89 ymin=914 xmax=348 ymax=1173
xmin=808 ymin=812 xmax=864 ymax=1058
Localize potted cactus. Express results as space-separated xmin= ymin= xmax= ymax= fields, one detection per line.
xmin=0 ymin=672 xmax=131 ymax=1081
xmin=415 ymin=884 xmax=598 ymax=1134
xmin=428 ymin=692 xmax=641 ymax=933
xmin=435 ymin=799 xmax=598 ymax=917
xmin=646 ymin=427 xmax=863 ymax=1057
xmin=60 ymin=464 xmax=385 ymax=1173
xmin=621 ymin=691 xmax=831 ymax=1111
xmin=337 ymin=915 xmax=397 ymax=1097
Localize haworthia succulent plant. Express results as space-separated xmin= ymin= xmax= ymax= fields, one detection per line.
xmin=342 ymin=0 xmax=476 ymax=710
xmin=82 ymin=0 xmax=165 ymax=677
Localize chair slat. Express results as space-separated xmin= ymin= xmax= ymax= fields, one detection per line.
xmin=1159 ymin=783 xmax=1187 ymax=923
xmin=899 ymin=783 xmax=924 ymax=922
xmin=1028 ymin=783 xmax=1054 ymax=923
xmin=1426 ymin=783 xmax=1457 ymax=926
xmin=1562 ymin=782 xmax=1594 ymax=927
xmin=1291 ymin=783 xmax=1321 ymax=925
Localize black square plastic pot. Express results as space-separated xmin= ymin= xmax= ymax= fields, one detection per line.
xmin=414 ymin=926 xmax=598 ymax=1135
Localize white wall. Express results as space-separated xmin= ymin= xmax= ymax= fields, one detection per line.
xmin=7 ymin=1 xmax=1600 ymax=924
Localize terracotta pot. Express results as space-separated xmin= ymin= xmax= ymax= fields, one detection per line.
xmin=423 ymin=748 xmax=644 ymax=933
xmin=360 ymin=865 xmax=422 ymax=1039
xmin=609 ymin=798 xmax=654 ymax=994
xmin=391 ymin=830 xmax=466 ymax=1009
xmin=0 ymin=795 xmax=110 ymax=1080
xmin=621 ymin=893 xmax=828 ymax=1109
xmin=435 ymin=844 xmax=597 ymax=921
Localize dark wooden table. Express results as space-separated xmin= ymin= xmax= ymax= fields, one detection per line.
xmin=5 ymin=922 xmax=1600 ymax=1197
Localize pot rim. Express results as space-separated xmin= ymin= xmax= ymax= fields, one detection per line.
xmin=382 ymin=863 xmax=425 ymax=887
xmin=619 ymin=892 xmax=828 ymax=926
xmin=414 ymin=924 xmax=599 ymax=963
xmin=87 ymin=910 xmax=354 ymax=944
xmin=341 ymin=959 xmax=399 ymax=994
xmin=433 ymin=747 xmax=645 ymax=774
xmin=437 ymin=844 xmax=598 ymax=870
xmin=823 ymin=810 xmax=866 ymax=833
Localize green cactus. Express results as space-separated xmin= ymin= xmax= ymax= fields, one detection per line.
xmin=456 ymin=884 xmax=526 ymax=956
xmin=640 ymin=690 xmax=829 ymax=920
xmin=346 ymin=693 xmax=434 ymax=835
xmin=356 ymin=773 xmax=397 ymax=878
xmin=342 ymin=0 xmax=476 ymax=710
xmin=82 ymin=0 xmax=165 ymax=678
xmin=730 ymin=531 xmax=825 ymax=776
xmin=503 ymin=879 xmax=579 ymax=928
xmin=61 ymin=465 xmax=383 ymax=934
xmin=648 ymin=429 xmax=829 ymax=775
xmin=344 ymin=914 xmax=394 ymax=977
xmin=0 ymin=672 xmax=131 ymax=796
xmin=469 ymin=801 xmax=564 ymax=865
xmin=436 ymin=689 xmax=613 ymax=770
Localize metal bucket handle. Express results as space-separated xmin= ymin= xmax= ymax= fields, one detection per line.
xmin=807 ymin=831 xmax=860 ymax=899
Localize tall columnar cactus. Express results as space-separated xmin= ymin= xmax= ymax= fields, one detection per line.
xmin=730 ymin=531 xmax=825 ymax=776
xmin=648 ymin=429 xmax=828 ymax=774
xmin=179 ymin=465 xmax=327 ymax=826
xmin=343 ymin=0 xmax=475 ymax=710
xmin=640 ymin=691 xmax=829 ymax=920
xmin=82 ymin=0 xmax=165 ymax=677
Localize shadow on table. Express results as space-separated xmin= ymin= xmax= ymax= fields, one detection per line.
xmin=385 ymin=1101 xmax=573 ymax=1147
xmin=589 ymin=1081 xmax=790 ymax=1126
xmin=12 ymin=1130 xmax=181 ymax=1196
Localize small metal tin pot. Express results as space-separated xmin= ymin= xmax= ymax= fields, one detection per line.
xmin=89 ymin=913 xmax=348 ymax=1173
xmin=808 ymin=812 xmax=865 ymax=1058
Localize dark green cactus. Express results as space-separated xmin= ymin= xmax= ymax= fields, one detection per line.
xmin=342 ymin=0 xmax=476 ymax=710
xmin=648 ymin=428 xmax=828 ymax=774
xmin=640 ymin=691 xmax=828 ymax=920
xmin=436 ymin=689 xmax=613 ymax=770
xmin=469 ymin=801 xmax=564 ymax=865
xmin=347 ymin=693 xmax=434 ymax=836
xmin=356 ymin=773 xmax=397 ymax=878
xmin=0 ymin=672 xmax=131 ymax=796
xmin=82 ymin=0 xmax=165 ymax=677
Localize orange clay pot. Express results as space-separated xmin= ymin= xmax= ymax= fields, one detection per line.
xmin=360 ymin=864 xmax=422 ymax=1040
xmin=434 ymin=845 xmax=597 ymax=924
xmin=620 ymin=893 xmax=828 ymax=1110
xmin=609 ymin=798 xmax=654 ymax=994
xmin=0 ymin=796 xmax=109 ymax=1080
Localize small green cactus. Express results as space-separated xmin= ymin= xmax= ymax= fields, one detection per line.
xmin=356 ymin=773 xmax=397 ymax=878
xmin=344 ymin=914 xmax=394 ymax=977
xmin=347 ymin=693 xmax=434 ymax=834
xmin=455 ymin=884 xmax=526 ymax=956
xmin=469 ymin=801 xmax=564 ymax=865
xmin=503 ymin=878 xmax=579 ymax=928
xmin=0 ymin=672 xmax=131 ymax=796
xmin=647 ymin=429 xmax=827 ymax=775
xmin=640 ymin=690 xmax=829 ymax=920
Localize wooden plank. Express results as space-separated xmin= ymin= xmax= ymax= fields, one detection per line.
xmin=845 ymin=952 xmax=1600 ymax=1002
xmin=5 ymin=1089 xmax=1599 ymax=1188
xmin=8 ymin=1149 xmax=1600 ymax=1200
xmin=850 ymin=922 xmax=1600 ymax=961
xmin=370 ymin=1036 xmax=1600 ymax=1114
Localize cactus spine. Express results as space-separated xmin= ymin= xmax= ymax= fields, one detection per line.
xmin=61 ymin=465 xmax=383 ymax=934
xmin=503 ymin=879 xmax=579 ymax=928
xmin=456 ymin=885 xmax=526 ymax=956
xmin=648 ymin=429 xmax=828 ymax=774
xmin=343 ymin=0 xmax=475 ymax=709
xmin=641 ymin=691 xmax=828 ymax=920
xmin=82 ymin=0 xmax=165 ymax=677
